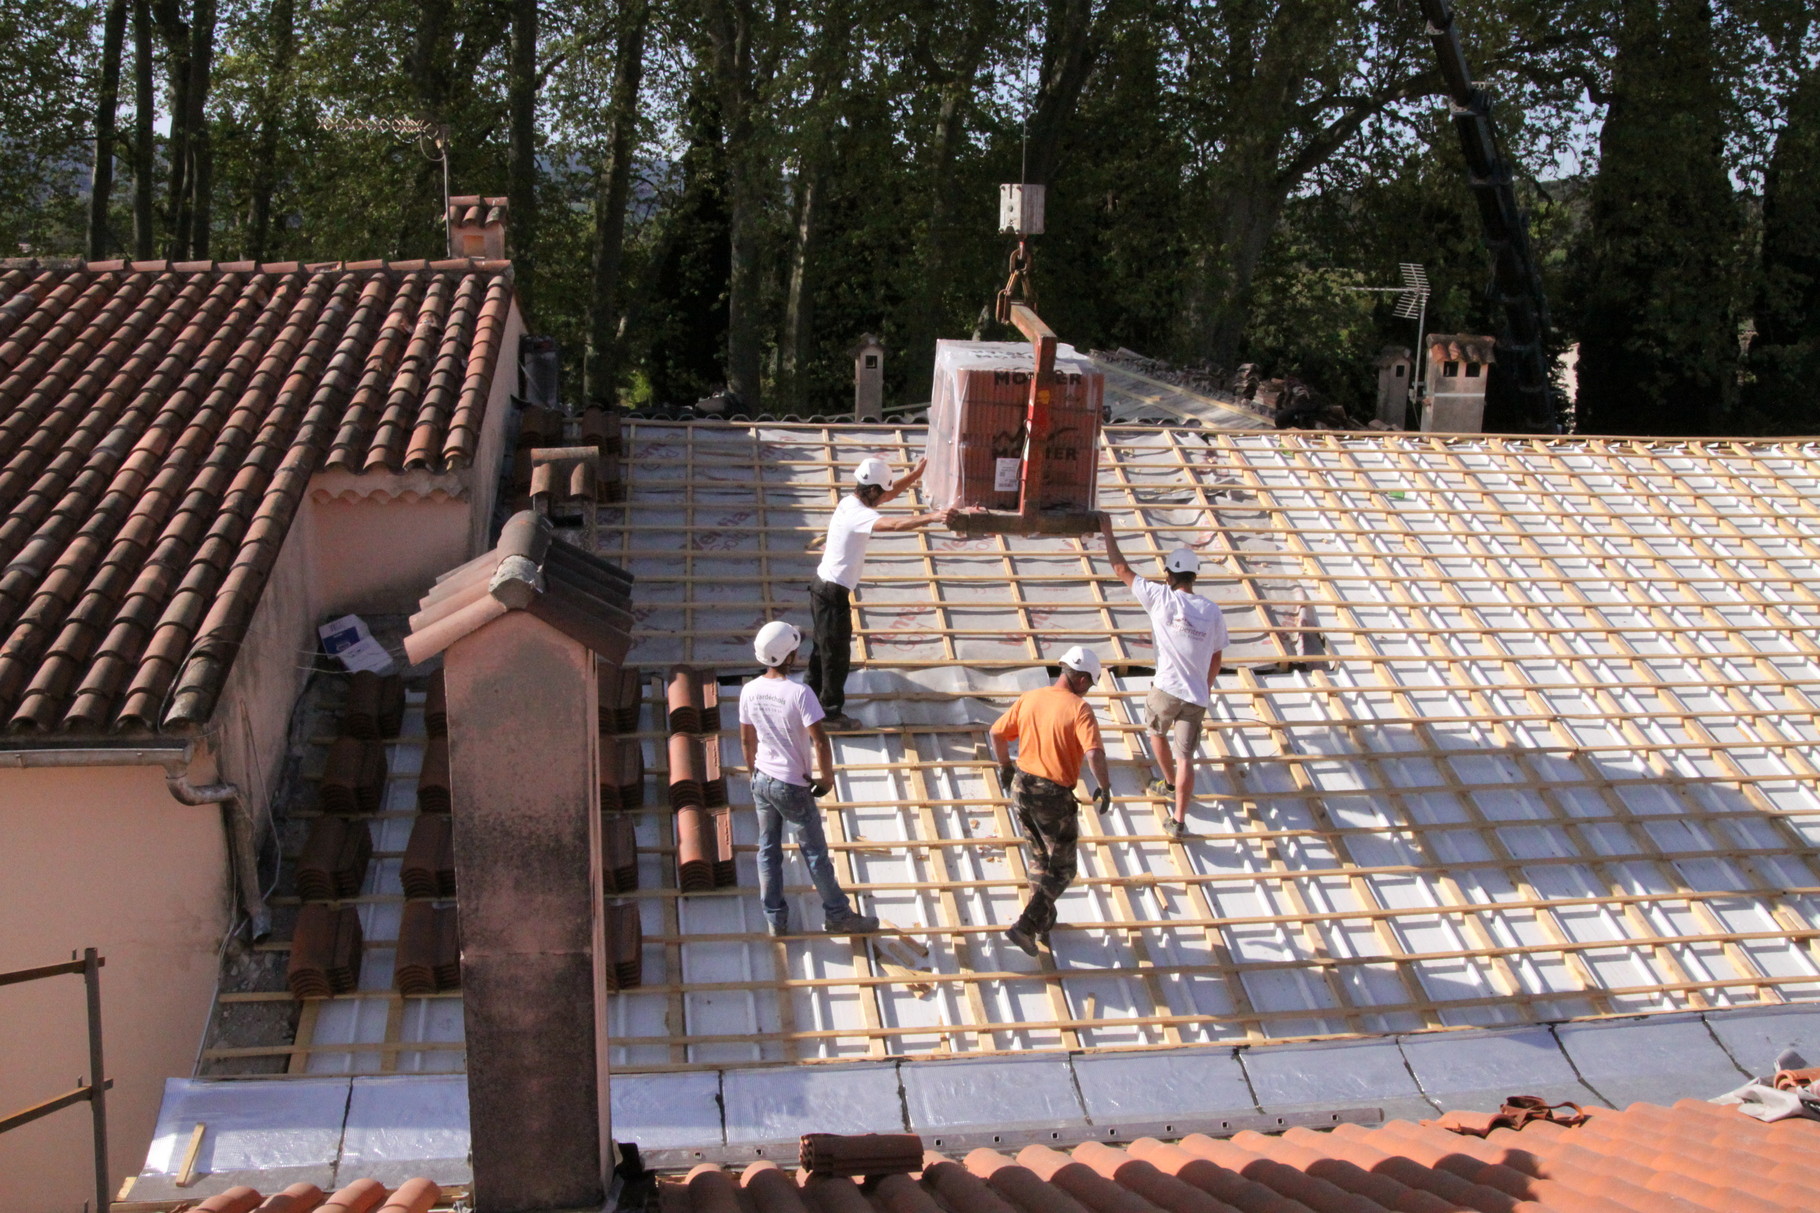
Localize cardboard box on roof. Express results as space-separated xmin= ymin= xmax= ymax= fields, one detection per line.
xmin=926 ymin=340 xmax=1104 ymax=515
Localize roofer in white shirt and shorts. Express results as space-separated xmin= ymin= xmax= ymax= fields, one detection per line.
xmin=807 ymin=455 xmax=956 ymax=731
xmin=1098 ymin=515 xmax=1227 ymax=841
xmin=740 ymin=621 xmax=879 ymax=938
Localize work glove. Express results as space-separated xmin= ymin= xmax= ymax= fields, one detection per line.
xmin=1092 ymin=786 xmax=1112 ymax=813
xmin=809 ymin=779 xmax=833 ymax=798
xmin=998 ymin=763 xmax=1017 ymax=797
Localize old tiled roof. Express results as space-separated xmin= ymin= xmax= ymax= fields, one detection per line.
xmin=1426 ymin=333 xmax=1497 ymax=364
xmin=0 ymin=257 xmax=514 ymax=737
xmin=658 ymin=1100 xmax=1820 ymax=1213
xmin=404 ymin=509 xmax=634 ymax=665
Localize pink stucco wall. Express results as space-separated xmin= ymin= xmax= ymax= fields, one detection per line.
xmin=0 ymin=765 xmax=228 ymax=1210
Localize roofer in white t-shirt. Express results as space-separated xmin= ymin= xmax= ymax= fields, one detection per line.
xmin=806 ymin=455 xmax=956 ymax=730
xmin=1098 ymin=516 xmax=1227 ymax=841
xmin=740 ymin=621 xmax=879 ymax=938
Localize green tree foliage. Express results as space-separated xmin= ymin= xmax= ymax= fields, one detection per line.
xmin=1742 ymin=61 xmax=1820 ymax=432
xmin=1571 ymin=0 xmax=1743 ymax=435
xmin=2 ymin=0 xmax=1806 ymax=433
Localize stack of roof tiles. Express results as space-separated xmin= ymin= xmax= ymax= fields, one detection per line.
xmin=286 ymin=903 xmax=364 ymax=998
xmin=666 ymin=665 xmax=720 ymax=734
xmin=416 ymin=734 xmax=451 ymax=813
xmin=341 ymin=670 xmax=405 ymax=740
xmin=505 ymin=403 xmax=626 ymax=509
xmin=605 ymin=900 xmax=643 ymax=990
xmin=654 ymin=1100 xmax=1820 ymax=1213
xmin=167 ymin=1175 xmax=441 ymax=1213
xmin=423 ymin=670 xmax=447 ymax=737
xmin=400 ymin=813 xmax=456 ymax=898
xmin=665 ymin=666 xmax=733 ymax=891
xmin=320 ymin=735 xmax=388 ymax=813
xmin=296 ymin=816 xmax=373 ymax=900
xmin=603 ymin=812 xmax=639 ymax=894
xmin=601 ymin=662 xmax=643 ymax=734
xmin=600 ymin=736 xmax=645 ymax=811
xmin=393 ymin=900 xmax=461 ymax=996
xmin=0 ymin=258 xmax=511 ymax=737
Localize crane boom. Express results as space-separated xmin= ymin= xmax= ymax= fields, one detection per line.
xmin=1417 ymin=0 xmax=1560 ymax=431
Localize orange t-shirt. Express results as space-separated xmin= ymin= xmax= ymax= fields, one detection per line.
xmin=990 ymin=685 xmax=1103 ymax=787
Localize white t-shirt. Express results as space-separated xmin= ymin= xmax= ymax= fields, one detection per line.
xmin=738 ymin=675 xmax=825 ymax=786
xmin=816 ymin=495 xmax=882 ymax=590
xmin=1131 ymin=577 xmax=1227 ymax=708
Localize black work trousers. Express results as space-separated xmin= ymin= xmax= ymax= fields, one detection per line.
xmin=806 ymin=577 xmax=852 ymax=715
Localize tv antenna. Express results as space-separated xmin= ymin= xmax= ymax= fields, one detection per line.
xmin=318 ymin=115 xmax=453 ymax=257
xmin=1348 ymin=262 xmax=1431 ymax=407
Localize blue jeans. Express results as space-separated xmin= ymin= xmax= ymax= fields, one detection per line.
xmin=752 ymin=772 xmax=852 ymax=930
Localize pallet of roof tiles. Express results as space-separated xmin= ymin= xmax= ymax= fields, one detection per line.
xmin=286 ymin=903 xmax=364 ymax=999
xmin=320 ymin=736 xmax=388 ymax=814
xmin=342 ymin=669 xmax=405 ymax=740
xmin=423 ymin=669 xmax=447 ymax=737
xmin=710 ymin=806 xmax=736 ymax=888
xmin=394 ymin=901 xmax=461 ymax=997
xmin=800 ymin=1133 xmax=924 ymax=1178
xmin=400 ymin=813 xmax=456 ymax=899
xmin=675 ymin=805 xmax=715 ymax=892
xmin=417 ymin=735 xmax=451 ymax=813
xmin=665 ymin=665 xmax=720 ymax=734
xmin=602 ymin=812 xmax=639 ymax=894
xmin=667 ymin=732 xmax=704 ymax=809
xmin=296 ymin=816 xmax=373 ymax=901
xmin=599 ymin=737 xmax=644 ymax=812
xmin=602 ymin=664 xmax=642 ymax=734
xmin=604 ymin=901 xmax=643 ymax=990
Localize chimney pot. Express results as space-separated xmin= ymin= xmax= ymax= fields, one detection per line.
xmin=449 ymin=194 xmax=510 ymax=260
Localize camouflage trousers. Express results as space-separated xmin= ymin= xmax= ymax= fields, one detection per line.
xmin=1012 ymin=771 xmax=1080 ymax=936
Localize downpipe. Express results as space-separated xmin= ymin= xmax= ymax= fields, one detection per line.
xmin=165 ymin=767 xmax=272 ymax=943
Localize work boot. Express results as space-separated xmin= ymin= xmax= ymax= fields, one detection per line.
xmin=767 ymin=914 xmax=789 ymax=938
xmin=1163 ymin=817 xmax=1188 ymax=842
xmin=1148 ymin=778 xmax=1175 ymax=799
xmin=823 ymin=910 xmax=879 ymax=934
xmin=1005 ymin=923 xmax=1039 ymax=958
xmin=821 ymin=712 xmax=863 ymax=733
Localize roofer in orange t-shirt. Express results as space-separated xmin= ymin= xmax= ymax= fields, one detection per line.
xmin=989 ymin=646 xmax=1112 ymax=957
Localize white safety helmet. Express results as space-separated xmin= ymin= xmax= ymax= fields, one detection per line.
xmin=1164 ymin=548 xmax=1200 ymax=575
xmin=753 ymin=620 xmax=803 ymax=667
xmin=853 ymin=457 xmax=894 ymax=490
xmin=1058 ymin=646 xmax=1102 ymax=683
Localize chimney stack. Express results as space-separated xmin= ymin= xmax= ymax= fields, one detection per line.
xmin=449 ymin=195 xmax=509 ymax=260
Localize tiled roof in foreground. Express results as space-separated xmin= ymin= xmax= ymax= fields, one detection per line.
xmin=0 ymin=257 xmax=514 ymax=736
xmin=658 ymin=1101 xmax=1820 ymax=1213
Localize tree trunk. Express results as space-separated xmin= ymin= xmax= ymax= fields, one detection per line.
xmin=1020 ymin=0 xmax=1097 ymax=189
xmin=132 ymin=0 xmax=154 ymax=258
xmin=699 ymin=0 xmax=764 ymax=410
xmin=584 ymin=0 xmax=650 ymax=404
xmin=508 ymin=0 xmax=539 ymax=310
xmin=153 ymin=0 xmax=191 ymax=256
xmin=904 ymin=73 xmax=979 ymax=401
xmin=185 ymin=0 xmax=216 ymax=256
xmin=778 ymin=168 xmax=821 ymax=410
xmin=88 ymin=0 xmax=128 ymax=260
xmin=247 ymin=0 xmax=294 ymax=262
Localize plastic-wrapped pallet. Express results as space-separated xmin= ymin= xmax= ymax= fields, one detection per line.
xmin=926 ymin=339 xmax=1104 ymax=517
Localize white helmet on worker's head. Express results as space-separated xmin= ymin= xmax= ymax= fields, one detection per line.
xmin=853 ymin=457 xmax=894 ymax=491
xmin=1058 ymin=646 xmax=1102 ymax=684
xmin=1164 ymin=548 xmax=1200 ymax=576
xmin=753 ymin=620 xmax=803 ymax=667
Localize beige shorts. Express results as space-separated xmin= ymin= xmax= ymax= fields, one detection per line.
xmin=1144 ymin=687 xmax=1205 ymax=753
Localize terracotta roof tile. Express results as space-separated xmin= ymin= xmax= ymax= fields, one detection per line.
xmin=645 ymin=1102 xmax=1820 ymax=1213
xmin=0 ymin=259 xmax=515 ymax=736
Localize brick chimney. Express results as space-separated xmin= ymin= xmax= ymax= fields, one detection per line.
xmin=449 ymin=194 xmax=509 ymax=260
